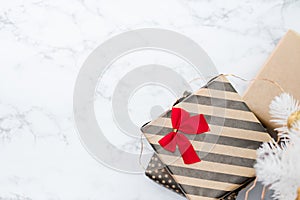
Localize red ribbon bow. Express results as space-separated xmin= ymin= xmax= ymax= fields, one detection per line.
xmin=158 ymin=107 xmax=210 ymax=164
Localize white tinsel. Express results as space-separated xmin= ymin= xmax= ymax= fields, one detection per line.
xmin=255 ymin=130 xmax=300 ymax=200
xmin=255 ymin=93 xmax=300 ymax=200
xmin=269 ymin=93 xmax=300 ymax=134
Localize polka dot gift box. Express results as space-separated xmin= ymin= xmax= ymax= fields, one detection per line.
xmin=141 ymin=75 xmax=272 ymax=200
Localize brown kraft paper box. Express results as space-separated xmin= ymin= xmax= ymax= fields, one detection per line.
xmin=243 ymin=30 xmax=300 ymax=132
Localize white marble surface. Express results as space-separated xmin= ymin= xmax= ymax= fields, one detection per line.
xmin=0 ymin=0 xmax=300 ymax=199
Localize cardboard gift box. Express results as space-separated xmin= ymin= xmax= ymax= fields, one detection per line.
xmin=141 ymin=75 xmax=272 ymax=200
xmin=243 ymin=30 xmax=300 ymax=132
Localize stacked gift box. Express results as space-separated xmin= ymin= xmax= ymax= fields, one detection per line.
xmin=140 ymin=30 xmax=300 ymax=199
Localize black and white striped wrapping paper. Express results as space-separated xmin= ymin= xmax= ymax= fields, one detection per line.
xmin=141 ymin=75 xmax=271 ymax=200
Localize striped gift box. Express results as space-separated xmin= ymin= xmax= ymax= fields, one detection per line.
xmin=141 ymin=75 xmax=271 ymax=200
xmin=145 ymin=154 xmax=249 ymax=200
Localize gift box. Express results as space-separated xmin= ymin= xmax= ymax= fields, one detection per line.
xmin=243 ymin=30 xmax=300 ymax=131
xmin=141 ymin=75 xmax=272 ymax=200
xmin=145 ymin=91 xmax=243 ymax=200
xmin=145 ymin=154 xmax=249 ymax=200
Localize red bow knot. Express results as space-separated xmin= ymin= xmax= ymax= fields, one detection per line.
xmin=158 ymin=107 xmax=210 ymax=164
